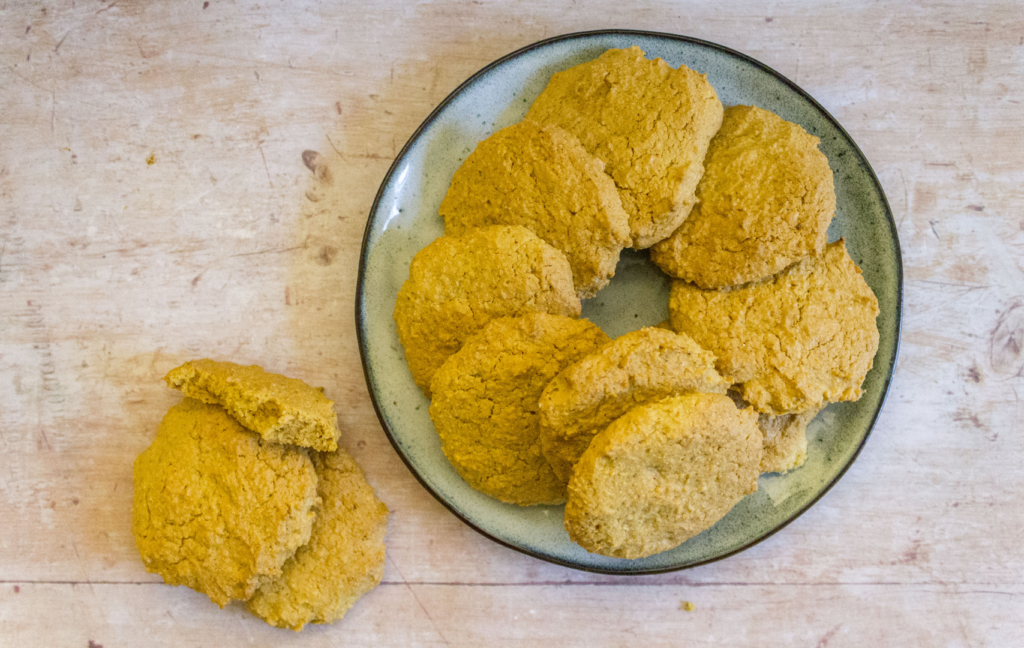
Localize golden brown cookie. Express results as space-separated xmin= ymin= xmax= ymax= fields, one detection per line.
xmin=440 ymin=120 xmax=630 ymax=298
xmin=429 ymin=313 xmax=610 ymax=505
xmin=564 ymin=393 xmax=762 ymax=559
xmin=132 ymin=399 xmax=319 ymax=607
xmin=669 ymin=240 xmax=880 ymax=416
xmin=526 ymin=46 xmax=724 ymax=249
xmin=247 ymin=449 xmax=389 ymax=631
xmin=539 ymin=327 xmax=731 ymax=484
xmin=728 ymin=390 xmax=819 ymax=474
xmin=758 ymin=407 xmax=820 ymax=474
xmin=394 ymin=225 xmax=581 ymax=397
xmin=651 ymin=105 xmax=836 ymax=288
xmin=164 ymin=359 xmax=340 ymax=452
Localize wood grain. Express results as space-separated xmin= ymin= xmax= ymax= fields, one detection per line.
xmin=1 ymin=1 xmax=1022 ymax=645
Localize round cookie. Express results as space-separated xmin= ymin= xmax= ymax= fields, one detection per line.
xmin=539 ymin=327 xmax=731 ymax=484
xmin=526 ymin=46 xmax=724 ymax=249
xmin=429 ymin=313 xmax=610 ymax=506
xmin=440 ymin=120 xmax=630 ymax=298
xmin=132 ymin=398 xmax=319 ymax=607
xmin=565 ymin=393 xmax=762 ymax=559
xmin=247 ymin=449 xmax=389 ymax=631
xmin=651 ymin=105 xmax=836 ymax=288
xmin=394 ymin=225 xmax=581 ymax=397
xmin=669 ymin=240 xmax=880 ymax=416
xmin=164 ymin=359 xmax=340 ymax=452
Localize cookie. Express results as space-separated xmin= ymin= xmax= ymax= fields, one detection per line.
xmin=526 ymin=46 xmax=724 ymax=249
xmin=132 ymin=399 xmax=319 ymax=607
xmin=247 ymin=449 xmax=389 ymax=631
xmin=429 ymin=313 xmax=610 ymax=505
xmin=728 ymin=390 xmax=818 ymax=474
xmin=669 ymin=240 xmax=880 ymax=415
xmin=440 ymin=120 xmax=630 ymax=298
xmin=651 ymin=105 xmax=836 ymax=288
xmin=758 ymin=407 xmax=820 ymax=474
xmin=164 ymin=359 xmax=340 ymax=452
xmin=564 ymin=393 xmax=762 ymax=559
xmin=394 ymin=225 xmax=581 ymax=397
xmin=539 ymin=327 xmax=730 ymax=484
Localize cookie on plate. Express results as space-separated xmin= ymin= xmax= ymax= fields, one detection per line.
xmin=758 ymin=407 xmax=821 ymax=474
xmin=132 ymin=399 xmax=319 ymax=607
xmin=247 ymin=449 xmax=389 ymax=631
xmin=526 ymin=46 xmax=724 ymax=249
xmin=651 ymin=105 xmax=836 ymax=288
xmin=164 ymin=359 xmax=340 ymax=452
xmin=669 ymin=240 xmax=880 ymax=416
xmin=728 ymin=390 xmax=819 ymax=474
xmin=394 ymin=225 xmax=581 ymax=397
xmin=440 ymin=120 xmax=630 ymax=298
xmin=429 ymin=313 xmax=610 ymax=506
xmin=539 ymin=327 xmax=730 ymax=484
xmin=564 ymin=393 xmax=762 ymax=559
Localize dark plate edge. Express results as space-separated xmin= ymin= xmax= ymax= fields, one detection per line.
xmin=354 ymin=29 xmax=904 ymax=575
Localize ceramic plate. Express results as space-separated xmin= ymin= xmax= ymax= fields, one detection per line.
xmin=356 ymin=30 xmax=902 ymax=573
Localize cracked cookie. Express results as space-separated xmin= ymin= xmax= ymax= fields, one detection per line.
xmin=247 ymin=448 xmax=389 ymax=631
xmin=394 ymin=225 xmax=581 ymax=397
xmin=651 ymin=105 xmax=836 ymax=288
xmin=728 ymin=390 xmax=820 ymax=474
xmin=132 ymin=398 xmax=319 ymax=607
xmin=429 ymin=313 xmax=609 ymax=505
xmin=669 ymin=240 xmax=880 ymax=415
xmin=539 ymin=327 xmax=731 ymax=484
xmin=164 ymin=359 xmax=340 ymax=452
xmin=440 ymin=120 xmax=630 ymax=298
xmin=526 ymin=46 xmax=723 ymax=249
xmin=758 ymin=407 xmax=821 ymax=474
xmin=564 ymin=393 xmax=762 ymax=559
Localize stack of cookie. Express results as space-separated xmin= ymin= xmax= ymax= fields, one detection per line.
xmin=132 ymin=360 xmax=388 ymax=630
xmin=393 ymin=47 xmax=879 ymax=560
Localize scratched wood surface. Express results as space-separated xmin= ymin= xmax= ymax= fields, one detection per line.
xmin=1 ymin=1 xmax=1022 ymax=646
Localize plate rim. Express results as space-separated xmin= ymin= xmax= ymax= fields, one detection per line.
xmin=355 ymin=29 xmax=904 ymax=575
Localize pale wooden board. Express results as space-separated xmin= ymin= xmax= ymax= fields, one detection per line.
xmin=1 ymin=582 xmax=1021 ymax=647
xmin=1 ymin=0 xmax=1023 ymax=644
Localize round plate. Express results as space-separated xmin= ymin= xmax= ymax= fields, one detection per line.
xmin=356 ymin=30 xmax=902 ymax=574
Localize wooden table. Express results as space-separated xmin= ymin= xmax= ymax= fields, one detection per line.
xmin=2 ymin=2 xmax=1021 ymax=645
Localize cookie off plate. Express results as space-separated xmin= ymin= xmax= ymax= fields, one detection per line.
xmin=355 ymin=30 xmax=902 ymax=573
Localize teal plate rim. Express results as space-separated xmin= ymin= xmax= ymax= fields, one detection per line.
xmin=355 ymin=29 xmax=903 ymax=574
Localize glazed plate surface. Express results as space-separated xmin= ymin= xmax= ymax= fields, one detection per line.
xmin=356 ymin=30 xmax=902 ymax=573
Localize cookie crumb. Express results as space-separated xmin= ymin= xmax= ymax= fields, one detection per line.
xmin=681 ymin=601 xmax=696 ymax=611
